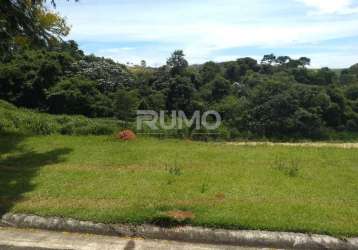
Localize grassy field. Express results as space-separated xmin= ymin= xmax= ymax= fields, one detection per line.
xmin=1 ymin=135 xmax=358 ymax=237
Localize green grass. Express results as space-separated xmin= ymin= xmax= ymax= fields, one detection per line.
xmin=0 ymin=99 xmax=213 ymax=139
xmin=0 ymin=100 xmax=124 ymax=135
xmin=1 ymin=135 xmax=358 ymax=237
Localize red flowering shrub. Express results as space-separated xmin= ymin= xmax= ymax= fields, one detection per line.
xmin=116 ymin=129 xmax=136 ymax=141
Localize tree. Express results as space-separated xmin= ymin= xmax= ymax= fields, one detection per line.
xmin=340 ymin=69 xmax=357 ymax=85
xmin=166 ymin=50 xmax=188 ymax=76
xmin=0 ymin=0 xmax=74 ymax=60
xmin=298 ymin=57 xmax=311 ymax=68
xmin=166 ymin=76 xmax=195 ymax=114
xmin=323 ymin=87 xmax=347 ymax=128
xmin=287 ymin=59 xmax=301 ymax=68
xmin=245 ymin=80 xmax=331 ymax=138
xmin=211 ymin=76 xmax=232 ymax=101
xmin=213 ymin=95 xmax=245 ymax=122
xmin=237 ymin=57 xmax=259 ymax=71
xmin=74 ymin=56 xmax=134 ymax=93
xmin=113 ymin=89 xmax=140 ymax=123
xmin=314 ymin=67 xmax=337 ymax=85
xmin=0 ymin=48 xmax=74 ymax=109
xmin=292 ymin=68 xmax=310 ymax=84
xmin=276 ymin=56 xmax=291 ymax=65
xmin=47 ymin=76 xmax=111 ymax=117
xmin=142 ymin=91 xmax=166 ymax=111
xmin=292 ymin=108 xmax=322 ymax=137
xmin=225 ymin=62 xmax=241 ymax=81
xmin=200 ymin=61 xmax=222 ymax=83
xmin=248 ymin=82 xmax=297 ymax=137
xmin=57 ymin=40 xmax=84 ymax=59
xmin=261 ymin=54 xmax=276 ymax=65
xmin=346 ymin=85 xmax=358 ymax=100
xmin=340 ymin=66 xmax=358 ymax=85
xmin=350 ymin=63 xmax=358 ymax=73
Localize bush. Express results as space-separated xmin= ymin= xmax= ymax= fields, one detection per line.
xmin=347 ymin=119 xmax=358 ymax=132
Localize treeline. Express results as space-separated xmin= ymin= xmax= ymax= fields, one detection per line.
xmin=1 ymin=43 xmax=358 ymax=139
xmin=2 ymin=0 xmax=358 ymax=140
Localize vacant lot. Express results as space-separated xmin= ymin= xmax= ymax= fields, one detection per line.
xmin=1 ymin=135 xmax=358 ymax=236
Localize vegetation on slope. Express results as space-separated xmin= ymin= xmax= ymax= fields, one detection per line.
xmin=2 ymin=46 xmax=358 ymax=140
xmin=2 ymin=0 xmax=358 ymax=140
xmin=0 ymin=100 xmax=123 ymax=135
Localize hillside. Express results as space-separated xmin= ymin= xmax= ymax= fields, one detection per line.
xmin=1 ymin=46 xmax=358 ymax=140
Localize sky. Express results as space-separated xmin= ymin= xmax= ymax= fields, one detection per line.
xmin=52 ymin=0 xmax=358 ymax=68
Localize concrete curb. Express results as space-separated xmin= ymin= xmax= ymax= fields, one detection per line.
xmin=1 ymin=213 xmax=358 ymax=249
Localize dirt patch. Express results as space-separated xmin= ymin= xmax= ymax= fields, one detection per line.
xmin=215 ymin=193 xmax=226 ymax=200
xmin=166 ymin=210 xmax=195 ymax=221
xmin=151 ymin=210 xmax=195 ymax=227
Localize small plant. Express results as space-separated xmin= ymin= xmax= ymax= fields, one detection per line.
xmin=200 ymin=182 xmax=208 ymax=193
xmin=166 ymin=160 xmax=182 ymax=176
xmin=166 ymin=178 xmax=174 ymax=185
xmin=200 ymin=175 xmax=210 ymax=193
xmin=287 ymin=159 xmax=300 ymax=177
xmin=169 ymin=165 xmax=182 ymax=176
xmin=272 ymin=156 xmax=300 ymax=177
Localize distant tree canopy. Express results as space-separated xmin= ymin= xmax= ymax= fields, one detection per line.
xmin=1 ymin=36 xmax=358 ymax=139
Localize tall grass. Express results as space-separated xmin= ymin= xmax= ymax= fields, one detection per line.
xmin=2 ymin=99 xmax=358 ymax=141
xmin=0 ymin=100 xmax=124 ymax=135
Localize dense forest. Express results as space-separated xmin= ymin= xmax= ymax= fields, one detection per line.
xmin=1 ymin=1 xmax=358 ymax=140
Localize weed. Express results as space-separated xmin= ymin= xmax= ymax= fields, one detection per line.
xmin=273 ymin=156 xmax=300 ymax=177
xmin=200 ymin=182 xmax=208 ymax=193
xmin=166 ymin=161 xmax=182 ymax=176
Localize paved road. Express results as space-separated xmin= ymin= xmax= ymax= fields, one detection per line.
xmin=0 ymin=227 xmax=274 ymax=250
